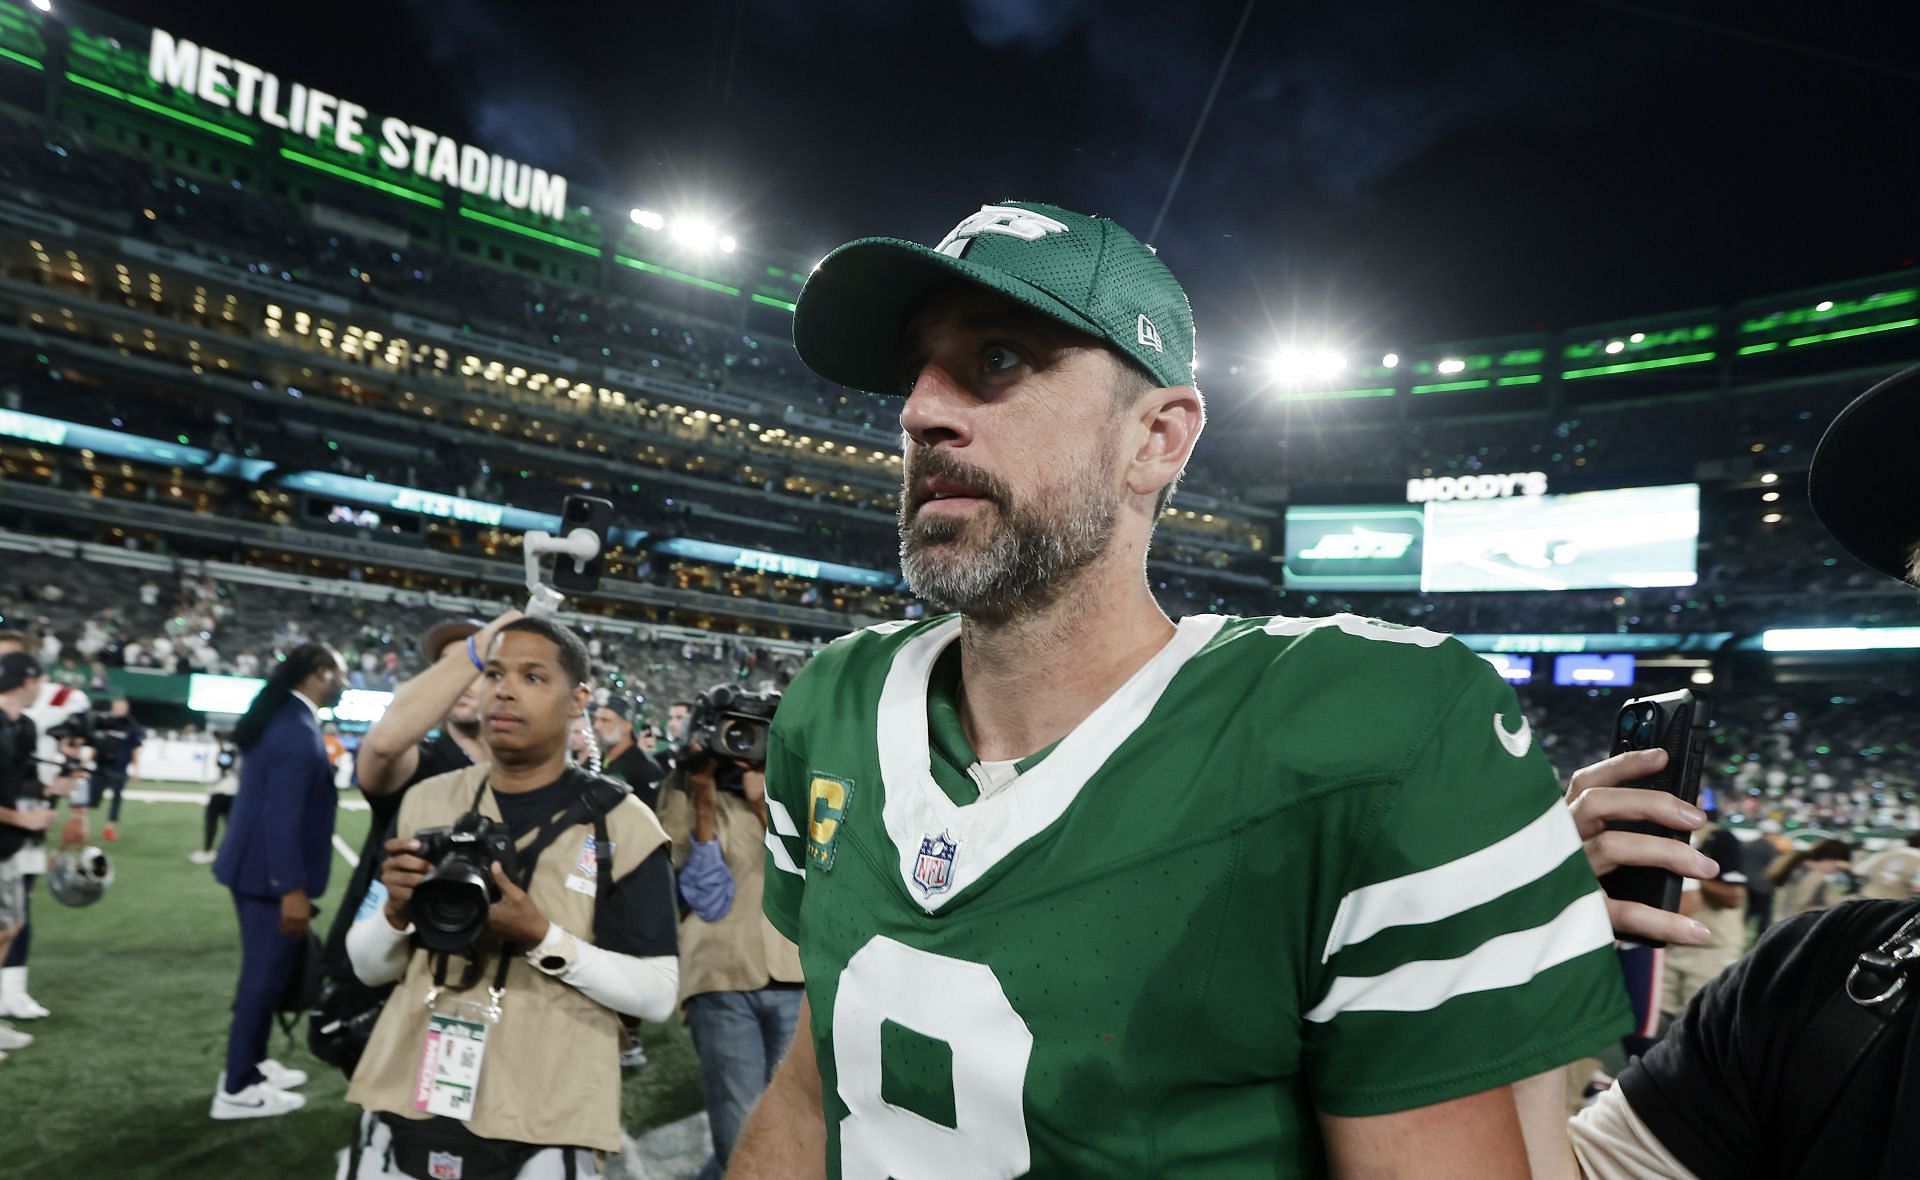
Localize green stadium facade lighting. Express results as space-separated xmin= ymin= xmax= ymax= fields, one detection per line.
xmin=278 ymin=147 xmax=442 ymax=207
xmin=67 ymin=73 xmax=253 ymax=144
xmin=458 ymin=207 xmax=601 ymax=256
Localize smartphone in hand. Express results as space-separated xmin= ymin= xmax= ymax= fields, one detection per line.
xmin=1598 ymin=688 xmax=1713 ymax=947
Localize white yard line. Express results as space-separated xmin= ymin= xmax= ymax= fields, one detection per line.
xmin=121 ymin=787 xmax=368 ymax=866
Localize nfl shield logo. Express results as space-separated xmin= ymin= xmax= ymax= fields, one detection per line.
xmin=428 ymin=1150 xmax=464 ymax=1180
xmin=912 ymin=834 xmax=958 ymax=894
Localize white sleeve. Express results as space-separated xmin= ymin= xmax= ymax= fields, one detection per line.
xmin=528 ymin=925 xmax=679 ymax=1023
xmin=1568 ymin=1083 xmax=1703 ymax=1179
xmin=347 ymin=913 xmax=415 ymax=987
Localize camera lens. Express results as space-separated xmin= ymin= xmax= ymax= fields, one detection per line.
xmin=720 ymin=721 xmax=754 ymax=756
xmin=1617 ymin=713 xmax=1637 ymax=737
xmin=411 ymin=860 xmax=498 ymax=954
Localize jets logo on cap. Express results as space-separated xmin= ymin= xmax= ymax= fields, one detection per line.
xmin=935 ymin=204 xmax=1071 ymax=259
xmin=1136 ymin=314 xmax=1163 ymax=352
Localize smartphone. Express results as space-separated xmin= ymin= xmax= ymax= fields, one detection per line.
xmin=553 ymin=494 xmax=614 ymax=593
xmin=1597 ymin=688 xmax=1713 ymax=947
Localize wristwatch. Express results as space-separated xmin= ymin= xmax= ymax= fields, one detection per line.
xmin=528 ymin=927 xmax=577 ymax=977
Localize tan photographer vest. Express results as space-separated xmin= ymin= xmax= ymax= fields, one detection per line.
xmin=346 ymin=764 xmax=669 ymax=1152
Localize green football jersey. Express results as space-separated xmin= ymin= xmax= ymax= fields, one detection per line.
xmin=763 ymin=612 xmax=1629 ymax=1178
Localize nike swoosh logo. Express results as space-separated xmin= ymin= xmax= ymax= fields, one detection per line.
xmin=220 ymin=1097 xmax=265 ymax=1108
xmin=1495 ymin=711 xmax=1533 ymax=758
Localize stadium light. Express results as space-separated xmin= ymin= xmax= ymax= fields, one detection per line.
xmin=669 ymin=217 xmax=721 ymax=251
xmin=1381 ymin=353 xmax=1399 ymax=368
xmin=1436 ymin=358 xmax=1465 ymax=374
xmin=1762 ymin=490 xmax=1780 ymax=502
xmin=1762 ymin=512 xmax=1782 ymax=524
xmin=1268 ymin=348 xmax=1346 ymax=387
xmin=30 ymin=0 xmax=49 ymax=10
xmin=1691 ymin=669 xmax=1715 ymax=685
xmin=629 ymin=209 xmax=665 ymax=230
xmin=1816 ymin=300 xmax=1835 ymax=312
xmin=1604 ymin=340 xmax=1626 ymax=355
xmin=1760 ymin=472 xmax=1779 ymax=484
xmin=719 ymin=234 xmax=738 ymax=254
xmin=1629 ymin=332 xmax=1646 ymax=343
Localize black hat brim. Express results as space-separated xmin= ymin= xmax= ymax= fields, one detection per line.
xmin=1809 ymin=363 xmax=1920 ymax=584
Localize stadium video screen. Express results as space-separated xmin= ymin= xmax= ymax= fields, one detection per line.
xmin=1480 ymin=654 xmax=1535 ymax=684
xmin=1421 ymin=483 xmax=1699 ymax=593
xmin=1553 ymin=654 xmax=1637 ymax=686
xmin=1280 ymin=505 xmax=1426 ymax=591
xmin=1283 ymin=485 xmax=1699 ymax=594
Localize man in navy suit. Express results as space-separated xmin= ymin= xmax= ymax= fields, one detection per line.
xmin=212 ymin=643 xmax=346 ymax=1120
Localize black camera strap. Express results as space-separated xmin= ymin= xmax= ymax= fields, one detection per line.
xmin=1783 ymin=909 xmax=1920 ymax=1177
xmin=426 ymin=774 xmax=624 ymax=999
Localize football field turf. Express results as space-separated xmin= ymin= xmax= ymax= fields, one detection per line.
xmin=9 ymin=785 xmax=706 ymax=1179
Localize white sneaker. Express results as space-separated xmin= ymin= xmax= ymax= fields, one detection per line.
xmin=188 ymin=849 xmax=217 ymax=865
xmin=0 ymin=1022 xmax=30 ymax=1051
xmin=210 ymin=1080 xmax=306 ymax=1120
xmin=0 ymin=993 xmax=47 ymax=1020
xmin=259 ymin=1058 xmax=308 ymax=1090
xmin=619 ymin=1043 xmax=648 ymax=1069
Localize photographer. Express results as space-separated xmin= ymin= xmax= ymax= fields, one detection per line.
xmin=342 ymin=618 xmax=678 ymax=1179
xmin=312 ymin=612 xmax=517 ymax=1075
xmin=654 ymin=687 xmax=802 ymax=1180
xmin=1565 ymin=365 xmax=1920 ymax=1176
xmin=590 ymin=694 xmax=661 ymax=812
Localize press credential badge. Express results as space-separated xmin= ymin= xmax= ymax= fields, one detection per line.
xmin=415 ymin=1000 xmax=492 ymax=1121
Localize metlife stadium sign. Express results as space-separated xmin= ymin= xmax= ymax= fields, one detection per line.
xmin=146 ymin=29 xmax=570 ymax=220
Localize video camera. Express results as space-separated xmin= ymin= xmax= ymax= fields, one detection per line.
xmin=43 ymin=709 xmax=138 ymax=781
xmin=682 ymin=684 xmax=781 ymax=774
xmin=407 ymin=813 xmax=520 ymax=955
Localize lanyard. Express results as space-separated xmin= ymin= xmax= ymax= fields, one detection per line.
xmin=424 ymin=775 xmax=592 ymax=1013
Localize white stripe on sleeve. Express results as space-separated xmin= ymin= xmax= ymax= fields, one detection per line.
xmin=1321 ymin=802 xmax=1584 ymax=963
xmin=1304 ymin=890 xmax=1614 ymax=1023
xmin=767 ymin=798 xmax=802 ymax=838
xmin=765 ymin=827 xmax=806 ymax=879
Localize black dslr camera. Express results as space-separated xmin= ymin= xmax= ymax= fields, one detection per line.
xmin=683 ymin=684 xmax=781 ymax=772
xmin=408 ymin=813 xmax=519 ymax=954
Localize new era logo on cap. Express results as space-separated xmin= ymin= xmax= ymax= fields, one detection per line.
xmin=1137 ymin=314 xmax=1163 ymax=353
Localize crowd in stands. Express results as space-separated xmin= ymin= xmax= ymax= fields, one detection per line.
xmin=1 ymin=552 xmax=804 ymax=727
xmin=4 ymin=545 xmax=1915 ymax=841
xmin=1520 ymin=683 xmax=1920 ymax=837
xmin=0 ymin=113 xmax=893 ymax=436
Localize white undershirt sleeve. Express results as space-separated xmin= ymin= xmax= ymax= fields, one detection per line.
xmin=347 ymin=913 xmax=415 ymax=987
xmin=529 ymin=925 xmax=679 ymax=1023
xmin=1568 ymin=1083 xmax=1703 ymax=1179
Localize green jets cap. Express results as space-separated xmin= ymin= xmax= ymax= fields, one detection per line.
xmin=793 ymin=200 xmax=1196 ymax=396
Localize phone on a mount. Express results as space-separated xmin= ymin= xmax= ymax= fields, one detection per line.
xmin=1597 ymin=688 xmax=1713 ymax=947
xmin=551 ymin=494 xmax=614 ymax=593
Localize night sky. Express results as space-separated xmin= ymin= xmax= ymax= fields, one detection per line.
xmin=103 ymin=0 xmax=1920 ymax=367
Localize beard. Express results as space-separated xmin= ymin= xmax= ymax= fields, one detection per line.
xmin=898 ymin=440 xmax=1122 ymax=623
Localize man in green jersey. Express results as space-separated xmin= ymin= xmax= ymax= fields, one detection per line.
xmin=730 ymin=202 xmax=1633 ymax=1178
